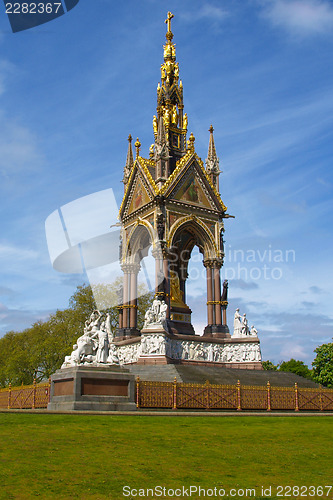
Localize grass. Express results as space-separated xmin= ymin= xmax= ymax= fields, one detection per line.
xmin=0 ymin=413 xmax=332 ymax=499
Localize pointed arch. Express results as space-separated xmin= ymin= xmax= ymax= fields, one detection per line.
xmin=168 ymin=214 xmax=218 ymax=260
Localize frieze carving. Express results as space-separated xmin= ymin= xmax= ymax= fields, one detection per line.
xmin=109 ymin=335 xmax=262 ymax=365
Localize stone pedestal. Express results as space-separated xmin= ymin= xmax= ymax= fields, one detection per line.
xmin=203 ymin=324 xmax=231 ymax=338
xmin=48 ymin=366 xmax=137 ymax=412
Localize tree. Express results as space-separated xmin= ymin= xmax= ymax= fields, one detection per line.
xmin=312 ymin=341 xmax=333 ymax=388
xmin=0 ymin=281 xmax=153 ymax=387
xmin=278 ymin=359 xmax=313 ymax=380
xmin=262 ymin=360 xmax=278 ymax=371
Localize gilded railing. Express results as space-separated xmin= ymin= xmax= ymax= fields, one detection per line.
xmin=176 ymin=380 xmax=238 ymax=410
xmin=0 ymin=380 xmax=50 ymax=409
xmin=298 ymin=387 xmax=333 ymax=411
xmin=270 ymin=386 xmax=295 ymax=411
xmin=1 ymin=378 xmax=333 ymax=411
xmin=240 ymin=384 xmax=267 ymax=410
xmin=136 ymin=379 xmax=333 ymax=412
xmin=136 ymin=380 xmax=174 ymax=408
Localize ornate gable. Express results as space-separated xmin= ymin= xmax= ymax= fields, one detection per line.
xmin=120 ymin=159 xmax=156 ymax=219
xmin=161 ymin=153 xmax=227 ymax=213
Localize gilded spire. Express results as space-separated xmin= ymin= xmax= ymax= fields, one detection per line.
xmin=123 ymin=134 xmax=134 ymax=185
xmin=206 ymin=125 xmax=221 ymax=191
xmin=156 ymin=12 xmax=187 ymax=173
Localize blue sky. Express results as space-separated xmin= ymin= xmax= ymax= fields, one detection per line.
xmin=0 ymin=0 xmax=333 ymax=366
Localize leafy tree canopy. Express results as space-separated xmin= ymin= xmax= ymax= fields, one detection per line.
xmin=312 ymin=341 xmax=333 ymax=388
xmin=0 ymin=282 xmax=153 ymax=388
xmin=278 ymin=359 xmax=313 ymax=380
xmin=262 ymin=360 xmax=278 ymax=371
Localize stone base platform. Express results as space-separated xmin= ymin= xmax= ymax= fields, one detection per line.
xmin=47 ymin=366 xmax=137 ymax=412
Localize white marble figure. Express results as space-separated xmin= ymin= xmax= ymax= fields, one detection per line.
xmin=241 ymin=314 xmax=249 ymax=336
xmin=143 ymin=299 xmax=168 ymax=329
xmin=233 ymin=308 xmax=259 ymax=339
xmin=107 ymin=344 xmax=120 ymax=365
xmin=233 ymin=308 xmax=242 ymax=337
xmin=93 ymin=326 xmax=109 ymax=363
xmin=84 ymin=310 xmax=102 ymax=335
xmin=62 ymin=310 xmax=114 ymax=368
xmin=250 ymin=325 xmax=258 ymax=337
xmin=63 ymin=333 xmax=95 ymax=366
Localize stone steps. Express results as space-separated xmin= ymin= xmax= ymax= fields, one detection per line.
xmin=128 ymin=364 xmax=319 ymax=388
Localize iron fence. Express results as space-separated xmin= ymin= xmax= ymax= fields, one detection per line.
xmin=1 ymin=378 xmax=332 ymax=411
xmin=135 ymin=378 xmax=333 ymax=412
xmin=0 ymin=380 xmax=50 ymax=409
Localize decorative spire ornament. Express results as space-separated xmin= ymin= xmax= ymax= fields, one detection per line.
xmin=122 ymin=134 xmax=134 ymax=186
xmin=206 ymin=125 xmax=221 ymax=190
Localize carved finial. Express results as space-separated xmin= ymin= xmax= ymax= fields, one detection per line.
xmin=187 ymin=132 xmax=195 ymax=152
xmin=135 ymin=138 xmax=141 ymax=158
xmin=165 ymin=11 xmax=174 ymax=40
xmin=123 ymin=134 xmax=134 ymax=184
xmin=206 ymin=125 xmax=220 ymax=175
xmin=206 ymin=125 xmax=221 ymax=190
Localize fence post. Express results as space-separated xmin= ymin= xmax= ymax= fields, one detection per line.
xmin=173 ymin=377 xmax=177 ymax=410
xmin=32 ymin=379 xmax=36 ymax=410
xmin=20 ymin=382 xmax=24 ymax=409
xmin=237 ymin=380 xmax=241 ymax=411
xmin=267 ymin=381 xmax=271 ymax=412
xmin=205 ymin=380 xmax=210 ymax=410
xmin=319 ymin=385 xmax=323 ymax=412
xmin=294 ymin=383 xmax=299 ymax=412
xmin=8 ymin=383 xmax=11 ymax=410
xmin=136 ymin=377 xmax=140 ymax=409
xmin=48 ymin=377 xmax=51 ymax=403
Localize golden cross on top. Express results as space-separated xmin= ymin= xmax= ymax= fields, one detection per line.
xmin=165 ymin=12 xmax=174 ymax=33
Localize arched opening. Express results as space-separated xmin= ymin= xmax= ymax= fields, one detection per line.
xmin=168 ymin=218 xmax=229 ymax=338
xmin=168 ymin=219 xmax=216 ymax=335
xmin=117 ymin=223 xmax=155 ymax=339
xmin=186 ymin=246 xmax=206 ymax=335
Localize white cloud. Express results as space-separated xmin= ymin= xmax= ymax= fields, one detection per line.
xmin=0 ymin=243 xmax=39 ymax=261
xmin=180 ymin=5 xmax=228 ymax=25
xmin=0 ymin=59 xmax=43 ymax=178
xmin=0 ymin=115 xmax=43 ymax=177
xmin=281 ymin=342 xmax=308 ymax=359
xmin=261 ymin=0 xmax=333 ymax=36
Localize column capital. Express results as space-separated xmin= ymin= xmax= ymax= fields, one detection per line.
xmin=151 ymin=248 xmax=164 ymax=260
xmin=203 ymin=259 xmax=223 ymax=269
xmin=121 ymin=263 xmax=141 ymax=274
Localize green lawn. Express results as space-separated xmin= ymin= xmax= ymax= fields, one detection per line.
xmin=0 ymin=413 xmax=332 ymax=500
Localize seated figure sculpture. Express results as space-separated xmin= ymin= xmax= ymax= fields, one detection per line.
xmin=62 ymin=310 xmax=113 ymax=368
xmin=143 ymin=298 xmax=168 ymax=329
